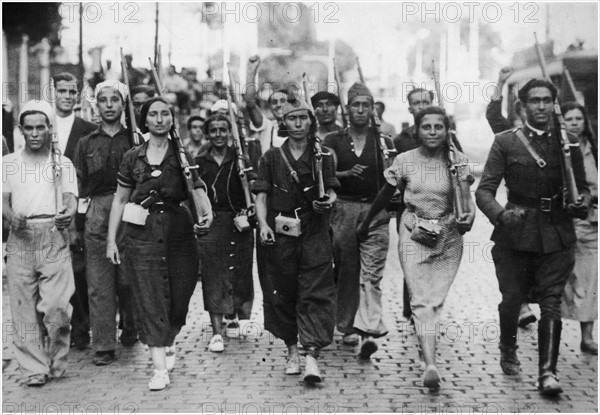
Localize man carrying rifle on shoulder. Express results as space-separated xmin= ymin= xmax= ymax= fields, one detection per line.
xmin=73 ymin=81 xmax=138 ymax=366
xmin=476 ymin=79 xmax=589 ymax=396
xmin=323 ymin=82 xmax=394 ymax=358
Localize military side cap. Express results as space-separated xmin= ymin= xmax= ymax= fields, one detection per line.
xmin=281 ymin=95 xmax=313 ymax=118
xmin=347 ymin=82 xmax=373 ymax=103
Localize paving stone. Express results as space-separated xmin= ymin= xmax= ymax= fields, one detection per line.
xmin=2 ymin=183 xmax=597 ymax=412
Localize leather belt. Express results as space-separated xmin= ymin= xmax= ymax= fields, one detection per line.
xmin=25 ymin=214 xmax=54 ymax=220
xmin=148 ymin=202 xmax=180 ymax=213
xmin=508 ymin=193 xmax=562 ymax=213
xmin=338 ymin=194 xmax=375 ymax=203
xmin=278 ymin=205 xmax=313 ymax=217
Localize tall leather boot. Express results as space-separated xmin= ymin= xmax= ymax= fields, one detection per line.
xmin=498 ymin=304 xmax=520 ymax=375
xmin=538 ymin=319 xmax=563 ymax=396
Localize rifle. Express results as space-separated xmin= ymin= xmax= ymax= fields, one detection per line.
xmin=49 ymin=78 xmax=64 ymax=222
xmin=533 ymin=33 xmax=580 ymax=205
xmin=226 ymin=64 xmax=255 ymax=223
xmin=564 ymin=66 xmax=597 ymax=145
xmin=355 ymin=57 xmax=395 ymax=162
xmin=431 ymin=60 xmax=468 ymax=218
xmin=226 ymin=63 xmax=250 ymax=156
xmin=332 ymin=58 xmax=348 ymax=129
xmin=120 ymin=48 xmax=143 ymax=146
xmin=149 ymin=57 xmax=165 ymax=95
xmin=148 ymin=58 xmax=207 ymax=224
xmin=302 ymin=73 xmax=326 ymax=200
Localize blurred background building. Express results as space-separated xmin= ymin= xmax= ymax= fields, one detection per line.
xmin=2 ymin=2 xmax=598 ymax=163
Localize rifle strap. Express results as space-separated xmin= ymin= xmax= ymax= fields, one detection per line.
xmin=278 ymin=146 xmax=300 ymax=184
xmin=278 ymin=146 xmax=315 ymax=206
xmin=515 ymin=128 xmax=547 ymax=168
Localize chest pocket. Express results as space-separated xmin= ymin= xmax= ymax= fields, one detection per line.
xmin=132 ymin=162 xmax=151 ymax=184
xmin=85 ymin=150 xmax=104 ymax=176
xmin=508 ymin=155 xmax=540 ymax=178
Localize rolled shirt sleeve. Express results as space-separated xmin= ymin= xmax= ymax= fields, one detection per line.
xmin=117 ymin=149 xmax=136 ymax=189
xmin=61 ymin=157 xmax=79 ymax=197
xmin=251 ymin=152 xmax=272 ymax=195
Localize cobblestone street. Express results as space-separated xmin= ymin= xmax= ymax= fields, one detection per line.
xmin=2 ymin=185 xmax=598 ymax=413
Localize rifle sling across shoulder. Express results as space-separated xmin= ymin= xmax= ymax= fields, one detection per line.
xmin=514 ymin=128 xmax=547 ymax=168
xmin=278 ymin=146 xmax=301 ymax=184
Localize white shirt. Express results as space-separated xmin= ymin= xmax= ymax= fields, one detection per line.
xmin=55 ymin=112 xmax=75 ymax=153
xmin=2 ymin=151 xmax=78 ymax=217
xmin=250 ymin=117 xmax=285 ymax=155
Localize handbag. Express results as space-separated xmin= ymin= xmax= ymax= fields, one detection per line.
xmin=408 ymin=213 xmax=441 ymax=248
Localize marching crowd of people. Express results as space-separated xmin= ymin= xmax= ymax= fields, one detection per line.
xmin=2 ymin=54 xmax=597 ymax=398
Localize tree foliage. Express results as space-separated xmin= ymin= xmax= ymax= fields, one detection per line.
xmin=3 ymin=3 xmax=62 ymax=45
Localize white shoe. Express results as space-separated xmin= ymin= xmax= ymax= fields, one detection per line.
xmin=209 ymin=334 xmax=224 ymax=353
xmin=148 ymin=369 xmax=170 ymax=391
xmin=303 ymin=355 xmax=322 ymax=383
xmin=165 ymin=346 xmax=176 ymax=371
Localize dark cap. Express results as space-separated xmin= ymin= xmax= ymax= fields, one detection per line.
xmin=310 ymin=91 xmax=340 ymax=108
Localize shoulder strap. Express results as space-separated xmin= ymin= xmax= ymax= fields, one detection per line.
xmin=278 ymin=146 xmax=300 ymax=184
xmin=514 ymin=128 xmax=547 ymax=168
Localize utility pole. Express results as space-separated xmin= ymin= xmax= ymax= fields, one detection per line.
xmin=79 ymin=2 xmax=84 ymax=87
xmin=154 ymin=3 xmax=159 ymax=65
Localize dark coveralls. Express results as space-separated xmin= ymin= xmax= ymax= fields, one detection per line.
xmin=195 ymin=146 xmax=256 ymax=320
xmin=73 ymin=127 xmax=136 ymax=352
xmin=476 ymin=126 xmax=588 ymax=349
xmin=117 ymin=141 xmax=203 ymax=347
xmin=251 ymin=140 xmax=340 ymax=350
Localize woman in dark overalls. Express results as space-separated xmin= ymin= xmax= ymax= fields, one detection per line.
xmin=252 ymin=97 xmax=339 ymax=383
xmin=106 ymin=97 xmax=212 ymax=391
xmin=195 ymin=114 xmax=256 ymax=353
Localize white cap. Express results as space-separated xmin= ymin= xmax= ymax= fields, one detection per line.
xmin=211 ymin=99 xmax=237 ymax=115
xmin=94 ymin=80 xmax=129 ymax=102
xmin=19 ymin=100 xmax=54 ymax=124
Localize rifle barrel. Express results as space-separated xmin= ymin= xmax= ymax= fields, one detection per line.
xmin=149 ymin=58 xmax=164 ymax=94
xmin=533 ymin=33 xmax=549 ymax=79
xmin=120 ymin=49 xmax=142 ymax=146
xmin=564 ymin=67 xmax=596 ymax=141
xmin=332 ymin=58 xmax=348 ymax=129
xmin=49 ymin=78 xmax=63 ymax=214
xmin=532 ymin=33 xmax=580 ymax=205
xmin=226 ymin=80 xmax=254 ymax=210
xmin=431 ymin=60 xmax=445 ymax=110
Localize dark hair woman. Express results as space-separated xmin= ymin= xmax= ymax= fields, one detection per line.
xmin=194 ymin=114 xmax=256 ymax=353
xmin=106 ymin=97 xmax=213 ymax=390
xmin=560 ymin=101 xmax=598 ymax=355
xmin=357 ymin=106 xmax=475 ymax=390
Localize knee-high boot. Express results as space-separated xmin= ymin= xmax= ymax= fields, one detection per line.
xmin=538 ymin=318 xmax=563 ymax=396
xmin=498 ymin=304 xmax=520 ymax=375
